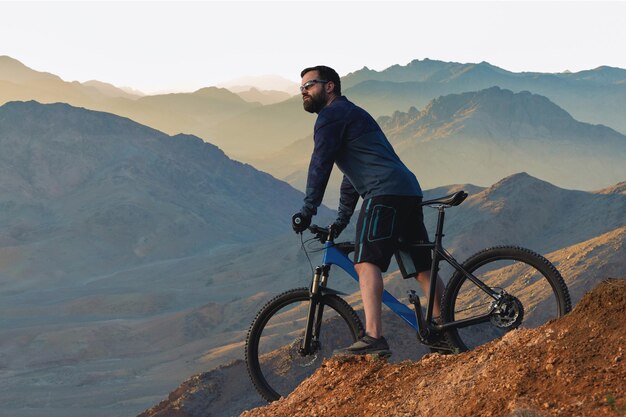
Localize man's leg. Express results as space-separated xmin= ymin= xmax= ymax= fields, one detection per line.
xmin=354 ymin=262 xmax=383 ymax=338
xmin=415 ymin=270 xmax=445 ymax=318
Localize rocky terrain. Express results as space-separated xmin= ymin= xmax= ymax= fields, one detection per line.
xmin=141 ymin=279 xmax=626 ymax=417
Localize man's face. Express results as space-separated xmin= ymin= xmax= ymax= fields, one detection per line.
xmin=301 ymin=71 xmax=328 ymax=114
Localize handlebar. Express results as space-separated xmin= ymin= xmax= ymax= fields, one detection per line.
xmin=305 ymin=224 xmax=355 ymax=255
xmin=308 ymin=224 xmax=331 ymax=242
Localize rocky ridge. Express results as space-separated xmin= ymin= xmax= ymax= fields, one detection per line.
xmin=378 ymin=87 xmax=624 ymax=143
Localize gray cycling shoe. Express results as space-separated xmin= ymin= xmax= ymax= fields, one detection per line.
xmin=334 ymin=335 xmax=392 ymax=358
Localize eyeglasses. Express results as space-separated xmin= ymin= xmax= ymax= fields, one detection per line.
xmin=300 ymin=79 xmax=328 ymax=93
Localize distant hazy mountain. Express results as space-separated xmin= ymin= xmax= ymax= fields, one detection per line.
xmin=209 ymin=94 xmax=315 ymax=159
xmin=0 ymin=56 xmax=262 ymax=155
xmin=217 ymin=74 xmax=300 ymax=95
xmin=82 ymin=79 xmax=144 ymax=99
xmin=97 ymin=86 xmax=261 ymax=146
xmin=381 ymin=87 xmax=626 ymax=190
xmin=213 ymin=60 xmax=626 ymax=162
xmin=233 ymin=87 xmax=292 ymax=105
xmin=342 ymin=60 xmax=514 ymax=87
xmin=0 ymin=55 xmax=115 ymax=105
xmin=380 ymin=86 xmax=625 ymax=142
xmin=0 ymin=100 xmax=310 ymax=287
xmin=5 ymin=55 xmax=625 ymax=163
xmin=438 ymin=173 xmax=626 ymax=259
xmin=255 ymin=87 xmax=626 ymax=205
xmin=343 ymin=59 xmax=626 ymax=134
xmin=0 ymin=55 xmax=62 ymax=82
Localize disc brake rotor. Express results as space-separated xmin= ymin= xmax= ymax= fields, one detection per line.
xmin=490 ymin=294 xmax=524 ymax=328
xmin=287 ymin=338 xmax=319 ymax=367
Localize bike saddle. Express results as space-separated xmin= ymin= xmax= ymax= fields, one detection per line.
xmin=420 ymin=191 xmax=468 ymax=207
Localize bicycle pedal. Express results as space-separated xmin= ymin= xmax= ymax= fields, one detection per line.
xmin=423 ymin=337 xmax=459 ymax=355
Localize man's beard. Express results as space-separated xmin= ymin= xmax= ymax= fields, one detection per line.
xmin=303 ymin=90 xmax=327 ymax=114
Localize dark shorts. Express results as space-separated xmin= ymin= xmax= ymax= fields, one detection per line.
xmin=354 ymin=195 xmax=432 ymax=278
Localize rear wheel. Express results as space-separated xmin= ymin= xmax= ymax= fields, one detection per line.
xmin=245 ymin=287 xmax=364 ymax=402
xmin=441 ymin=246 xmax=571 ymax=352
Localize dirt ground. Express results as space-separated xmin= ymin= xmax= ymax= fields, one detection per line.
xmin=241 ymin=279 xmax=626 ymax=417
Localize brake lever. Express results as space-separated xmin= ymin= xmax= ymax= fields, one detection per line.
xmin=309 ymin=224 xmax=330 ymax=243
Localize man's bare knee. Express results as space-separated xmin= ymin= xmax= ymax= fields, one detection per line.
xmin=355 ymin=262 xmax=381 ymax=274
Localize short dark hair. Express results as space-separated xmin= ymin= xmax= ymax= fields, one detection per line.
xmin=301 ymin=65 xmax=341 ymax=96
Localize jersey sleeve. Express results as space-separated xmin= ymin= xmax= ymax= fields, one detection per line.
xmin=300 ymin=114 xmax=345 ymax=217
xmin=337 ymin=175 xmax=359 ymax=225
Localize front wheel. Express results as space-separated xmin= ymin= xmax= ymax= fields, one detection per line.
xmin=245 ymin=287 xmax=364 ymax=402
xmin=441 ymin=246 xmax=571 ymax=352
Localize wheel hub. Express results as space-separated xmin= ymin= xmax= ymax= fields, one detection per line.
xmin=291 ymin=338 xmax=319 ymax=367
xmin=490 ymin=294 xmax=524 ymax=328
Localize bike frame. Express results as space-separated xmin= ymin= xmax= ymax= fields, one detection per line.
xmin=316 ymin=206 xmax=500 ymax=335
xmin=321 ymin=241 xmax=419 ymax=330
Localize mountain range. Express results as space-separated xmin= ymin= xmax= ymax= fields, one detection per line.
xmin=216 ymin=74 xmax=300 ymax=96
xmin=383 ymin=86 xmax=626 ymax=189
xmin=0 ymin=100 xmax=317 ymax=291
xmin=252 ymin=86 xmax=626 ymax=207
xmin=0 ymin=56 xmax=294 ymax=156
xmin=213 ymin=59 xmax=626 ymax=160
xmin=343 ymin=59 xmax=626 ymax=132
xmin=4 ymin=55 xmax=626 ymax=163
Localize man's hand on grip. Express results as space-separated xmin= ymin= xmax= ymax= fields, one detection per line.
xmin=291 ymin=212 xmax=311 ymax=233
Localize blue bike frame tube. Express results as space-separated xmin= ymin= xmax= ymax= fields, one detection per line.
xmin=322 ymin=242 xmax=420 ymax=331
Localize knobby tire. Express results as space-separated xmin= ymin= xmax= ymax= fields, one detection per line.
xmin=245 ymin=287 xmax=364 ymax=402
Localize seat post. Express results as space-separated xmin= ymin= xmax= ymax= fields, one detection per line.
xmin=426 ymin=206 xmax=446 ymax=323
xmin=435 ymin=206 xmax=446 ymax=244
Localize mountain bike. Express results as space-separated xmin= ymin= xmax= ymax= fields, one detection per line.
xmin=245 ymin=191 xmax=571 ymax=402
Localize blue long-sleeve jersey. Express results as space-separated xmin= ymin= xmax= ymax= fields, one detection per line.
xmin=301 ymin=96 xmax=422 ymax=224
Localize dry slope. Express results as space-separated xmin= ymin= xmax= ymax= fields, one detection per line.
xmin=242 ymin=279 xmax=626 ymax=417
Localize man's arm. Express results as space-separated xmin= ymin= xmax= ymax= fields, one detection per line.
xmin=337 ymin=175 xmax=359 ymax=226
xmin=300 ymin=118 xmax=344 ymax=217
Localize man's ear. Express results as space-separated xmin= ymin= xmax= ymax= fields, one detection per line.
xmin=325 ymin=81 xmax=335 ymax=94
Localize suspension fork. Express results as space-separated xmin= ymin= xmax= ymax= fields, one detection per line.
xmin=300 ymin=265 xmax=330 ymax=355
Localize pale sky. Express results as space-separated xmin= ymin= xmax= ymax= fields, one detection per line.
xmin=1 ymin=1 xmax=625 ymax=94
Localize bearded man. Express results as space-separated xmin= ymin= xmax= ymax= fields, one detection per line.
xmin=291 ymin=65 xmax=445 ymax=356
